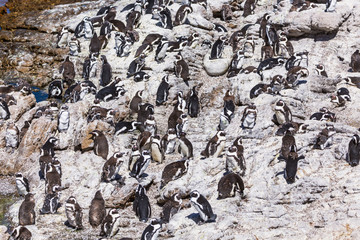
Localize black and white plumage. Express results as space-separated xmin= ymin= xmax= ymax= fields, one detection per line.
xmin=115 ymin=32 xmax=132 ymax=57
xmin=201 ymin=131 xmax=226 ymax=158
xmin=223 ymin=90 xmax=235 ymax=119
xmin=48 ymin=80 xmax=63 ymax=99
xmin=115 ymin=121 xmax=141 ymax=135
xmin=57 ymin=105 xmax=70 ymax=132
xmin=241 ymin=104 xmax=257 ymax=129
xmin=127 ymin=54 xmax=146 ymax=77
xmin=187 ymin=86 xmax=200 ymax=118
xmin=89 ymin=32 xmax=101 ymax=56
xmin=310 ymin=107 xmax=336 ymax=122
xmin=286 ymin=66 xmax=309 ymax=87
xmin=155 ymin=37 xmax=169 ymax=63
xmin=100 ymin=209 xmax=121 ymax=237
xmin=129 ymin=144 xmax=141 ymax=171
xmin=40 ymin=185 xmax=61 ymax=214
xmin=130 ymin=90 xmax=143 ymax=113
xmin=0 ymin=99 xmax=10 ymax=120
xmin=156 ymin=75 xmax=170 ymax=106
xmin=89 ymin=190 xmax=106 ymax=228
xmin=141 ymin=218 xmax=162 ymax=240
xmin=137 ymin=103 xmax=155 ymax=124
xmin=95 ymin=83 xmax=126 ymax=102
xmin=281 ymin=130 xmax=296 ymax=160
xmin=6 ymin=122 xmax=19 ymax=149
xmin=174 ymin=54 xmax=190 ymax=86
xmin=315 ymin=63 xmax=328 ymax=77
xmin=100 ymin=55 xmax=112 ymax=87
xmin=225 ymin=146 xmax=246 ymax=176
xmin=145 ymin=115 xmax=157 ymax=136
xmin=314 ymin=125 xmax=336 ymax=150
xmin=257 ymin=57 xmax=285 ymax=80
xmin=285 ymin=51 xmax=309 ymax=70
xmin=273 ymin=100 xmax=292 ymax=126
xmin=175 ymin=114 xmax=188 ymax=136
xmin=159 ymin=7 xmax=173 ymax=29
xmin=348 ymin=134 xmax=360 ymax=167
xmin=174 ymin=4 xmax=193 ymax=26
xmin=40 ymin=137 xmax=58 ymax=157
xmin=16 ymin=173 xmax=30 ymax=197
xmin=68 ymin=37 xmax=81 ymax=57
xmin=190 ymin=190 xmax=216 ymax=223
xmin=161 ymin=128 xmax=177 ymax=154
xmin=134 ymin=71 xmax=150 ymax=82
xmin=151 ymin=135 xmax=163 ymax=163
xmin=101 ymin=152 xmax=124 ymax=182
xmin=130 ymin=150 xmax=151 ymax=178
xmin=160 ymin=193 xmax=182 ymax=223
xmin=160 ymin=159 xmax=189 ymax=189
xmin=45 ymin=164 xmax=61 ymax=194
xmin=325 ymin=0 xmax=336 ymax=12
xmin=178 ymin=132 xmax=193 ymax=159
xmin=56 ymin=26 xmax=69 ymax=48
xmin=217 ymin=172 xmax=245 ymax=199
xmin=227 ymin=50 xmax=244 ymax=78
xmin=133 ymin=185 xmax=151 ymax=222
xmin=210 ymin=36 xmax=227 ymax=60
xmin=9 ymin=226 xmax=32 ymax=240
xmin=65 ymin=196 xmax=83 ymax=230
xmin=75 ymin=17 xmax=94 ymax=39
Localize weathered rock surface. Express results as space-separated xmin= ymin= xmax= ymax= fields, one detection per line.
xmin=1 ymin=0 xmax=360 ymax=239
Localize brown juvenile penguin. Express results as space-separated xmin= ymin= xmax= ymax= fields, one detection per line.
xmin=89 ymin=190 xmax=106 ymax=228
xmin=350 ymin=50 xmax=360 ymax=72
xmin=281 ymin=130 xmax=296 ymax=160
xmin=59 ymin=56 xmax=75 ymax=85
xmin=174 ymin=54 xmax=190 ymax=86
xmin=130 ymin=90 xmax=143 ymax=114
xmin=90 ymin=130 xmax=109 ymax=160
xmin=19 ymin=193 xmax=36 ymax=225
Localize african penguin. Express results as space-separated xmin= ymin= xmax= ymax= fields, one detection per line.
xmin=160 ymin=193 xmax=182 ymax=223
xmin=141 ymin=218 xmax=162 ymax=240
xmin=133 ymin=185 xmax=151 ymax=222
xmin=175 ymin=114 xmax=188 ymax=136
xmin=285 ymin=145 xmax=300 ymax=183
xmin=40 ymin=137 xmax=58 ymax=157
xmin=68 ymin=37 xmax=81 ymax=57
xmin=89 ymin=190 xmax=106 ymax=228
xmin=48 ymin=80 xmax=63 ymax=99
xmin=190 ymin=190 xmax=216 ymax=223
xmin=9 ymin=226 xmax=32 ymax=240
xmin=273 ymin=100 xmax=292 ymax=126
xmin=174 ymin=4 xmax=193 ymax=26
xmin=134 ymin=71 xmax=150 ymax=82
xmin=227 ymin=50 xmax=244 ymax=78
xmin=130 ymin=150 xmax=152 ymax=179
xmin=0 ymin=99 xmax=10 ymax=120
xmin=127 ymin=54 xmax=146 ymax=77
xmin=6 ymin=122 xmax=19 ymax=149
xmin=155 ymin=37 xmax=169 ymax=63
xmin=210 ymin=36 xmax=227 ymax=60
xmin=40 ymin=185 xmax=61 ymax=214
xmin=241 ymin=104 xmax=257 ymax=129
xmin=65 ymin=196 xmax=83 ymax=229
xmin=100 ymin=55 xmax=112 ymax=86
xmin=58 ymin=105 xmax=70 ymax=132
xmin=257 ymin=57 xmax=285 ymax=80
xmin=56 ymin=26 xmax=69 ymax=48
xmin=161 ymin=128 xmax=177 ymax=154
xmin=217 ymin=172 xmax=245 ymax=199
xmin=90 ymin=130 xmax=109 ymax=160
xmin=95 ymin=84 xmax=126 ymax=102
xmin=145 ymin=115 xmax=157 ymax=136
xmin=16 ymin=173 xmax=30 ymax=197
xmin=325 ymin=0 xmax=336 ymax=12
xmin=160 ymin=159 xmax=189 ymax=189
xmin=159 ymin=7 xmax=173 ymax=29
xmin=19 ymin=193 xmax=36 ymax=225
xmin=156 ymin=75 xmax=170 ymax=106
xmin=348 ymin=134 xmax=360 ymax=167
xmin=89 ymin=32 xmax=101 ymax=56
xmin=45 ymin=164 xmax=61 ymax=194
xmin=315 ymin=64 xmax=328 ymax=77
xmin=101 ymin=152 xmax=124 ymax=182
xmin=130 ymin=90 xmax=143 ymax=113
xmin=187 ymin=86 xmax=200 ymax=117
xmin=201 ymin=131 xmax=226 ymax=158
xmin=314 ymin=125 xmax=336 ymax=150
xmin=225 ymin=146 xmax=246 ymax=176
xmin=281 ymin=130 xmax=296 ymax=160
xmin=129 ymin=144 xmax=141 ymax=171
xmin=59 ymin=56 xmax=75 ymax=86
xmin=174 ymin=54 xmax=190 ymax=86
xmin=100 ymin=209 xmax=121 ymax=238
xmin=178 ymin=132 xmax=193 ymax=159
xmin=151 ymin=135 xmax=164 ymax=164
xmin=115 ymin=121 xmax=141 ymax=135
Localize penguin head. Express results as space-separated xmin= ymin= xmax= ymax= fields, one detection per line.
xmin=300 ymin=68 xmax=309 ymax=78
xmin=175 ymin=54 xmax=183 ymax=61
xmin=136 ymin=184 xmax=146 ymax=195
xmin=172 ymin=193 xmax=182 ymax=204
xmin=100 ymin=55 xmax=108 ymax=63
xmin=234 ymin=137 xmax=242 ymax=146
xmin=90 ymin=130 xmax=100 ymax=139
xmin=48 ymin=137 xmax=59 ymax=145
xmin=179 ymin=132 xmax=186 ymax=138
xmin=25 ymin=193 xmax=35 ymax=202
xmin=228 ymin=146 xmax=237 ymax=153
xmin=352 ymin=134 xmax=360 ymax=145
xmin=150 ymin=218 xmax=163 ymax=228
xmin=94 ymin=190 xmax=103 ymax=200
xmin=67 ymin=196 xmax=77 ymax=204
xmin=113 ymin=151 xmax=125 ymax=159
xmin=109 ymin=209 xmax=120 ymax=218
xmin=15 ymin=172 xmax=23 ymax=178
xmin=316 ymin=64 xmax=325 ymax=71
xmin=218 ymin=131 xmax=226 ymax=137
xmin=190 ymin=190 xmax=200 ymax=199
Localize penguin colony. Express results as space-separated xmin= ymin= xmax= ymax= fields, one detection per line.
xmin=3 ymin=0 xmax=360 ymax=239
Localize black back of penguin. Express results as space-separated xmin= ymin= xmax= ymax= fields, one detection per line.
xmin=156 ymin=75 xmax=170 ymax=106
xmin=133 ymin=185 xmax=151 ymax=222
xmin=187 ymin=86 xmax=200 ymax=117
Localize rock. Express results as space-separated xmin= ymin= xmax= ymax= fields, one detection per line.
xmin=203 ymin=46 xmax=232 ymax=76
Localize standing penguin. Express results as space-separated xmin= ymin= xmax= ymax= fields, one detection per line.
xmin=350 ymin=50 xmax=360 ymax=72
xmin=129 ymin=144 xmax=141 ymax=171
xmin=56 ymin=26 xmax=69 ymax=48
xmin=273 ymin=100 xmax=292 ymax=126
xmin=130 ymin=90 xmax=143 ymax=114
xmin=223 ymin=90 xmax=235 ymax=119
xmin=155 ymin=37 xmax=169 ymax=63
xmin=281 ymin=130 xmax=296 ymax=160
xmin=133 ymin=185 xmax=151 ymax=222
xmin=178 ymin=132 xmax=193 ymax=159
xmin=161 ymin=193 xmax=182 ymax=223
xmin=65 ymin=196 xmax=83 ymax=229
xmin=58 ymin=105 xmax=70 ymax=132
xmin=151 ymin=135 xmax=164 ymax=164
xmin=210 ymin=36 xmax=227 ymax=60
xmin=48 ymin=80 xmax=63 ymax=99
xmin=40 ymin=185 xmax=61 ymax=214
xmin=174 ymin=54 xmax=190 ymax=86
xmin=89 ymin=190 xmax=106 ymax=228
xmin=40 ymin=137 xmax=58 ymax=157
xmin=227 ymin=50 xmax=244 ymax=78
xmin=100 ymin=55 xmax=112 ymax=87
xmin=241 ymin=104 xmax=257 ymax=129
xmin=161 ymin=128 xmax=177 ymax=154
xmin=0 ymin=99 xmax=10 ymax=120
xmin=127 ymin=54 xmax=146 ymax=77
xmin=19 ymin=193 xmax=36 ymax=225
xmin=187 ymin=86 xmax=200 ymax=118
xmin=45 ymin=164 xmax=61 ymax=194
xmin=348 ymin=134 xmax=360 ymax=167
xmin=201 ymin=131 xmax=226 ymax=158
xmin=174 ymin=4 xmax=193 ymax=26
xmin=59 ymin=56 xmax=75 ymax=86
xmin=159 ymin=7 xmax=173 ymax=29
xmin=225 ymin=146 xmax=245 ymax=176
xmin=90 ymin=130 xmax=109 ymax=160
xmin=89 ymin=32 xmax=101 ymax=56
xmin=315 ymin=64 xmax=328 ymax=77
xmin=130 ymin=150 xmax=152 ymax=178
xmin=6 ymin=122 xmax=19 ymax=149
xmin=190 ymin=190 xmax=216 ymax=223
xmin=16 ymin=173 xmax=30 ymax=197
xmin=325 ymin=0 xmax=337 ymax=12
xmin=141 ymin=218 xmax=162 ymax=240
xmin=156 ymin=75 xmax=170 ymax=106
xmin=101 ymin=152 xmax=124 ymax=182
xmin=285 ymin=145 xmax=300 ymax=183
xmin=100 ymin=209 xmax=121 ymax=238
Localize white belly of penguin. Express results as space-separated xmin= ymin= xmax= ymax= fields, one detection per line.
xmin=275 ymin=111 xmax=286 ymax=125
xmin=0 ymin=108 xmax=7 ymax=118
xmin=226 ymin=156 xmax=240 ymax=172
xmin=138 ymin=159 xmax=150 ymax=177
xmin=214 ymin=141 xmax=226 ymax=158
xmin=192 ymin=202 xmax=208 ymax=221
xmin=179 ymin=141 xmax=189 ymax=157
xmin=166 ymin=139 xmax=176 ymax=154
xmin=16 ymin=180 xmax=27 ymax=196
xmin=151 ymin=144 xmax=162 ymax=163
xmin=244 ymin=113 xmax=256 ymax=128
